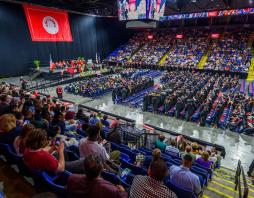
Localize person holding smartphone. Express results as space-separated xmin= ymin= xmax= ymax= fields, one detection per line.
xmin=24 ymin=128 xmax=65 ymax=173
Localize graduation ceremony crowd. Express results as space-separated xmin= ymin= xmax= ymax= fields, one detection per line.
xmin=107 ymin=30 xmax=252 ymax=73
xmin=142 ymin=70 xmax=254 ymax=133
xmin=0 ymin=81 xmax=223 ymax=198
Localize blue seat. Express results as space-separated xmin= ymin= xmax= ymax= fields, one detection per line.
xmin=191 ymin=166 xmax=209 ymax=185
xmin=120 ymin=159 xmax=147 ymax=175
xmin=118 ymin=147 xmax=137 ymax=163
xmin=101 ymin=171 xmax=120 ymax=185
xmin=64 ymin=149 xmax=79 ymax=161
xmin=194 ymin=163 xmax=213 ymax=179
xmin=39 ymin=171 xmax=71 ymax=195
xmin=120 ymin=152 xmax=131 ymax=163
xmin=0 ymin=143 xmax=23 ymax=164
xmin=110 ymin=141 xmax=122 ymax=151
xmin=132 ymin=149 xmax=146 ymax=156
xmin=165 ymin=180 xmax=196 ymax=198
xmin=138 ymin=147 xmax=153 ymax=155
xmin=161 ymin=154 xmax=172 ymax=162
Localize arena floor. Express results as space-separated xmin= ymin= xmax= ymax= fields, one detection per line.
xmin=2 ymin=76 xmax=254 ymax=172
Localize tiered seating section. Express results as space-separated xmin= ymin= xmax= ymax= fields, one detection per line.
xmin=107 ymin=32 xmax=150 ymax=63
xmin=0 ymin=80 xmax=221 ymax=197
xmin=107 ymin=30 xmax=253 ymax=73
xmin=162 ymin=31 xmax=209 ymax=68
xmin=204 ymin=32 xmax=252 ymax=72
xmin=129 ymin=32 xmax=173 ymax=65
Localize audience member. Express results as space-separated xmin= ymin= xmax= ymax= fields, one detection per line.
xmin=155 ymin=134 xmax=167 ymax=151
xmin=130 ymin=158 xmax=177 ymax=198
xmin=170 ymin=154 xmax=201 ymax=195
xmin=24 ymin=129 xmax=65 ymax=173
xmin=79 ymin=125 xmax=109 ymax=162
xmin=66 ymin=155 xmax=127 ymax=198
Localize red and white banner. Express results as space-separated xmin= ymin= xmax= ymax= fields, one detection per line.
xmin=23 ymin=4 xmax=73 ymax=42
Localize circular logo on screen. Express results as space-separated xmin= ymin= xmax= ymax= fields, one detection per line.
xmin=42 ymin=16 xmax=59 ymax=34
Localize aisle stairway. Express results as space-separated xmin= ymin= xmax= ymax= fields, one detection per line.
xmin=127 ymin=43 xmax=146 ymax=61
xmin=158 ymin=46 xmax=176 ymax=66
xmin=198 ymin=41 xmax=212 ymax=69
xmin=203 ymin=167 xmax=254 ymax=198
xmin=247 ymin=34 xmax=254 ymax=81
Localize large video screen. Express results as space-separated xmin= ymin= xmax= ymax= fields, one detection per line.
xmin=118 ymin=0 xmax=148 ymax=21
xmin=148 ymin=0 xmax=166 ymax=20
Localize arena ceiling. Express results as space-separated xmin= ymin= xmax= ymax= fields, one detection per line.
xmin=8 ymin=0 xmax=254 ymax=16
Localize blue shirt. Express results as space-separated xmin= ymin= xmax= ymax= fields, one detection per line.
xmin=165 ymin=146 xmax=180 ymax=157
xmin=89 ymin=117 xmax=100 ymax=126
xmin=169 ymin=165 xmax=201 ymax=195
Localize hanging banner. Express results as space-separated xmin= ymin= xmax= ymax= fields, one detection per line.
xmin=23 ymin=4 xmax=73 ymax=42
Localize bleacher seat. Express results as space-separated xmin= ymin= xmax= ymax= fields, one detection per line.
xmin=120 ymin=158 xmax=147 ymax=175
xmin=165 ymin=180 xmax=196 ymax=198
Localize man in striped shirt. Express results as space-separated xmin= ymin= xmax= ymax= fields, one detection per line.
xmin=129 ymin=158 xmax=177 ymax=198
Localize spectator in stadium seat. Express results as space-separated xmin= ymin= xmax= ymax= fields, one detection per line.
xmin=170 ymin=154 xmax=201 ymax=195
xmin=89 ymin=113 xmax=100 ymax=126
xmin=165 ymin=139 xmax=179 ymax=157
xmin=101 ymin=115 xmax=110 ymax=128
xmin=108 ymin=125 xmax=121 ymax=144
xmin=0 ymin=114 xmax=21 ymax=144
xmin=155 ymin=134 xmax=167 ymax=151
xmin=75 ymin=109 xmax=88 ymax=123
xmin=79 ymin=125 xmax=109 ymax=162
xmin=51 ymin=112 xmax=66 ymax=134
xmin=196 ymin=151 xmax=212 ymax=169
xmin=110 ymin=117 xmax=120 ymax=129
xmin=15 ymin=112 xmax=24 ymax=127
xmin=130 ymin=158 xmax=177 ymax=198
xmin=180 ymin=145 xmax=196 ymax=162
xmin=13 ymin=124 xmax=35 ymax=156
xmin=31 ymin=109 xmax=48 ymax=129
xmin=66 ymin=155 xmax=127 ymax=198
xmin=0 ymin=95 xmax=11 ymax=115
xmin=24 ymin=128 xmax=65 ymax=173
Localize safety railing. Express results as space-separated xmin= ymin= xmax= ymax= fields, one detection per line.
xmin=235 ymin=160 xmax=249 ymax=198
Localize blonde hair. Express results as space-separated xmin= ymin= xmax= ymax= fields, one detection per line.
xmin=0 ymin=114 xmax=16 ymax=133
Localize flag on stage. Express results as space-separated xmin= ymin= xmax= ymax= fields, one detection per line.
xmin=49 ymin=54 xmax=54 ymax=71
xmin=23 ymin=4 xmax=73 ymax=42
xmin=95 ymin=52 xmax=98 ymax=64
xmin=98 ymin=53 xmax=101 ymax=63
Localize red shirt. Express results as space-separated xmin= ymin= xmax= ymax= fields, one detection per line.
xmin=67 ymin=174 xmax=128 ymax=198
xmin=24 ymin=149 xmax=58 ymax=172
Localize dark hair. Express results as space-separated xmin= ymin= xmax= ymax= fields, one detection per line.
xmin=52 ymin=112 xmax=63 ymax=124
xmin=19 ymin=124 xmax=35 ymax=153
xmin=183 ymin=153 xmax=193 ymax=162
xmin=82 ymin=123 xmax=89 ymax=131
xmin=103 ymin=115 xmax=108 ymax=120
xmin=170 ymin=139 xmax=176 ymax=147
xmin=149 ymin=158 xmax=168 ymax=181
xmin=48 ymin=125 xmax=61 ymax=138
xmin=15 ymin=112 xmax=24 ymax=120
xmin=60 ymin=106 xmax=66 ymax=112
xmin=83 ymin=155 xmax=103 ymax=179
xmin=87 ymin=125 xmax=100 ymax=141
xmin=25 ymin=129 xmax=48 ymax=150
xmin=159 ymin=134 xmax=165 ymax=142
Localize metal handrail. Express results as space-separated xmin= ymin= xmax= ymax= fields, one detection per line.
xmin=241 ymin=166 xmax=249 ymax=198
xmin=235 ymin=160 xmax=249 ymax=198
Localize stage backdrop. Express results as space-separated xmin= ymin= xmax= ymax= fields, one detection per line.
xmin=0 ymin=1 xmax=133 ymax=77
